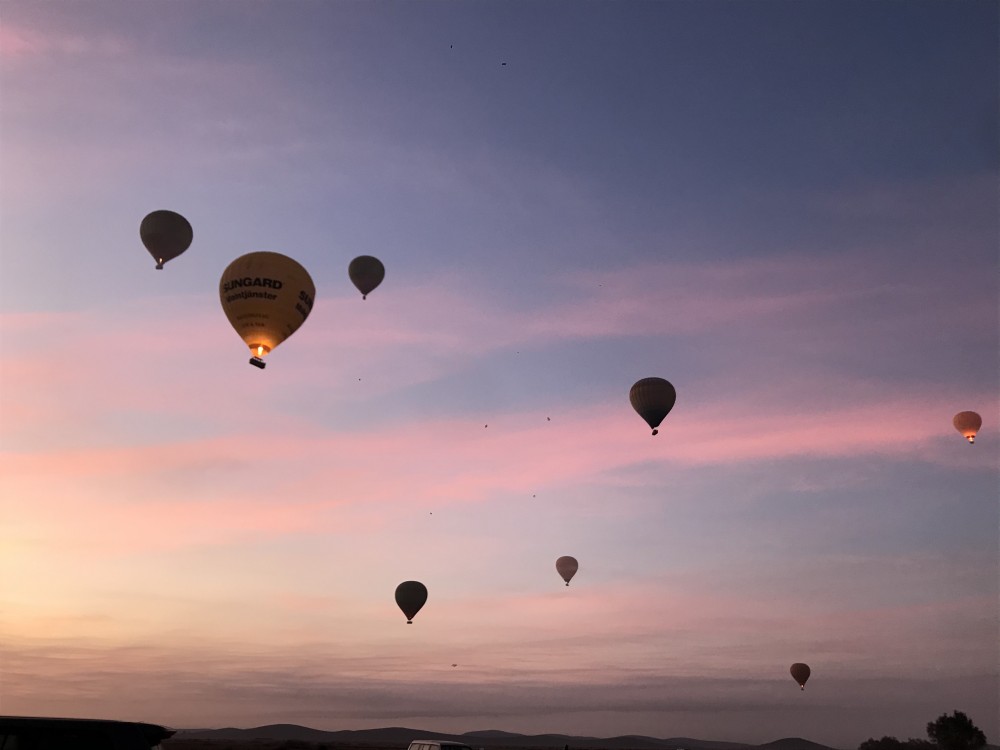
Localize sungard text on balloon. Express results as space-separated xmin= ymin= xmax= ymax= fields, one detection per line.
xmin=222 ymin=277 xmax=284 ymax=293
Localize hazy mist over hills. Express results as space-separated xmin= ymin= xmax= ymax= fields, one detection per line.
xmin=173 ymin=724 xmax=842 ymax=750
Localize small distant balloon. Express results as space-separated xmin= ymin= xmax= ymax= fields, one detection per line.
xmin=629 ymin=377 xmax=676 ymax=435
xmin=790 ymin=663 xmax=811 ymax=690
xmin=140 ymin=210 xmax=192 ymax=269
xmin=219 ymin=252 xmax=315 ymax=369
xmin=348 ymin=255 xmax=385 ymax=299
xmin=395 ymin=581 xmax=427 ymax=624
xmin=556 ymin=556 xmax=578 ymax=586
xmin=953 ymin=411 xmax=982 ymax=444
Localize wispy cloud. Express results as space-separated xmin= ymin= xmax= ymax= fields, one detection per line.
xmin=0 ymin=21 xmax=133 ymax=60
xmin=4 ymin=381 xmax=993 ymax=561
xmin=3 ymin=248 xmax=994 ymax=440
xmin=1 ymin=630 xmax=995 ymax=745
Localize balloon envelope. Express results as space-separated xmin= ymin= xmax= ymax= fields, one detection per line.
xmin=556 ymin=556 xmax=578 ymax=586
xmin=953 ymin=411 xmax=982 ymax=444
xmin=790 ymin=662 xmax=811 ymax=689
xmin=219 ymin=252 xmax=315 ymax=366
xmin=629 ymin=377 xmax=677 ymax=435
xmin=348 ymin=255 xmax=385 ymax=299
xmin=140 ymin=210 xmax=192 ymax=269
xmin=395 ymin=581 xmax=427 ymax=623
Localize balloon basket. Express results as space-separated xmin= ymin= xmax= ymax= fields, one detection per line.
xmin=249 ymin=356 xmax=266 ymax=369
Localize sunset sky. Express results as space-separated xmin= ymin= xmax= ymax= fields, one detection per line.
xmin=0 ymin=2 xmax=997 ymax=747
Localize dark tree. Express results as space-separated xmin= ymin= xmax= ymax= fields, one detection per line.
xmin=927 ymin=711 xmax=987 ymax=750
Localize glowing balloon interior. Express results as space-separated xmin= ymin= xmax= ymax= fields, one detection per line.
xmin=790 ymin=662 xmax=811 ymax=690
xmin=952 ymin=411 xmax=982 ymax=444
xmin=629 ymin=377 xmax=677 ymax=435
xmin=556 ymin=556 xmax=579 ymax=586
xmin=395 ymin=581 xmax=428 ymax=623
xmin=219 ymin=252 xmax=315 ymax=368
xmin=140 ymin=210 xmax=192 ymax=269
xmin=348 ymin=255 xmax=385 ymax=299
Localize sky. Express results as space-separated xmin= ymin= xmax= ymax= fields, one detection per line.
xmin=0 ymin=1 xmax=997 ymax=747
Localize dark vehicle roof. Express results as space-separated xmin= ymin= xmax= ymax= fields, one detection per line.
xmin=0 ymin=716 xmax=175 ymax=745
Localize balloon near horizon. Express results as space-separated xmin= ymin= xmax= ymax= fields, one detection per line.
xmin=790 ymin=662 xmax=811 ymax=690
xmin=140 ymin=210 xmax=192 ymax=270
xmin=219 ymin=252 xmax=315 ymax=369
xmin=952 ymin=411 xmax=982 ymax=444
xmin=395 ymin=581 xmax=427 ymax=624
xmin=556 ymin=556 xmax=578 ymax=586
xmin=629 ymin=377 xmax=677 ymax=436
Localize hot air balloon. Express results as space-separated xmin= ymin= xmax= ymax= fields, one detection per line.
xmin=953 ymin=411 xmax=982 ymax=444
xmin=395 ymin=581 xmax=427 ymax=623
xmin=629 ymin=377 xmax=676 ymax=435
xmin=790 ymin=663 xmax=811 ymax=690
xmin=348 ymin=255 xmax=385 ymax=299
xmin=140 ymin=210 xmax=192 ymax=269
xmin=219 ymin=252 xmax=315 ymax=369
xmin=556 ymin=556 xmax=578 ymax=586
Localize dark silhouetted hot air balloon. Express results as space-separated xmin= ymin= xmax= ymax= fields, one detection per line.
xmin=629 ymin=377 xmax=676 ymax=435
xmin=219 ymin=252 xmax=315 ymax=369
xmin=790 ymin=663 xmax=811 ymax=690
xmin=395 ymin=581 xmax=427 ymax=623
xmin=953 ymin=411 xmax=982 ymax=444
xmin=140 ymin=210 xmax=192 ymax=269
xmin=348 ymin=255 xmax=385 ymax=299
xmin=556 ymin=556 xmax=578 ymax=586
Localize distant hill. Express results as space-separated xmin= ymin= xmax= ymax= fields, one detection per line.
xmin=176 ymin=726 xmax=486 ymax=744
xmin=171 ymin=725 xmax=842 ymax=750
xmin=759 ymin=739 xmax=840 ymax=750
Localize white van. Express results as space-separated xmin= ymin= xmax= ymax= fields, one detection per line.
xmin=408 ymin=740 xmax=477 ymax=750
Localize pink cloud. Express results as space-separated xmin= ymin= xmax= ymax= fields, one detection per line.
xmin=298 ymin=249 xmax=991 ymax=354
xmin=2 ymin=380 xmax=993 ymax=565
xmin=3 ymin=242 xmax=993 ymax=446
xmin=0 ymin=35 xmax=305 ymax=209
xmin=1 ymin=254 xmax=993 ymax=567
xmin=0 ymin=22 xmax=133 ymax=60
xmin=0 ymin=24 xmax=43 ymax=58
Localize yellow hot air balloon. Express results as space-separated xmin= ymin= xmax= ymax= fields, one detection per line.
xmin=629 ymin=377 xmax=677 ymax=435
xmin=952 ymin=411 xmax=982 ymax=444
xmin=556 ymin=556 xmax=578 ymax=586
xmin=790 ymin=662 xmax=811 ymax=690
xmin=140 ymin=210 xmax=192 ymax=269
xmin=348 ymin=255 xmax=385 ymax=299
xmin=219 ymin=252 xmax=315 ymax=369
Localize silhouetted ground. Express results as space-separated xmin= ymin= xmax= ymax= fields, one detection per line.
xmin=164 ymin=742 xmax=400 ymax=750
xmin=164 ymin=744 xmax=555 ymax=750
